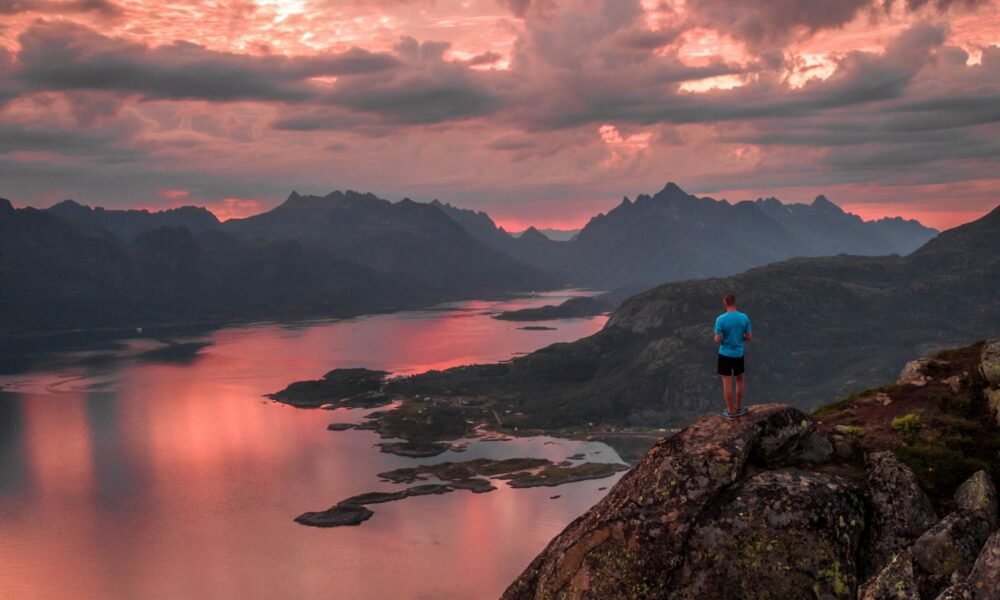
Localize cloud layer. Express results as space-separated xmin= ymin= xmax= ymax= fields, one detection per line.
xmin=0 ymin=0 xmax=997 ymax=229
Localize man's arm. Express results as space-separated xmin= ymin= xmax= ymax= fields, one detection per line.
xmin=713 ymin=317 xmax=722 ymax=344
xmin=743 ymin=318 xmax=752 ymax=342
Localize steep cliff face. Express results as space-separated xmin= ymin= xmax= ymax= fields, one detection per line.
xmin=504 ymin=342 xmax=1000 ymax=600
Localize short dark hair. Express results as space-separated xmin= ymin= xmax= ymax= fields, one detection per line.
xmin=724 ymin=293 xmax=736 ymax=306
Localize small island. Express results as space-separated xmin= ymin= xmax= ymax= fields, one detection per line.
xmin=295 ymin=456 xmax=629 ymax=528
xmin=493 ymin=296 xmax=611 ymax=321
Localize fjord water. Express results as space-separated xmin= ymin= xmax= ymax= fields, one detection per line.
xmin=0 ymin=291 xmax=617 ymax=600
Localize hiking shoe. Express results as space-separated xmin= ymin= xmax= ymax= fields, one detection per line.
xmin=721 ymin=410 xmax=736 ymax=420
xmin=735 ymin=407 xmax=748 ymax=416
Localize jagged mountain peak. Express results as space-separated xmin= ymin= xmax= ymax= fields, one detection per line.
xmin=519 ymin=226 xmax=549 ymax=242
xmin=811 ymin=194 xmax=843 ymax=213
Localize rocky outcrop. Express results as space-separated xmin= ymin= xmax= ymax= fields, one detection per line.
xmin=864 ymin=451 xmax=939 ymax=577
xmin=900 ymin=359 xmax=935 ymax=387
xmin=503 ymin=405 xmax=832 ymax=599
xmin=505 ymin=401 xmax=1000 ymax=600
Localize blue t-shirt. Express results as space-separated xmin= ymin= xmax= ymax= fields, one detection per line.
xmin=715 ymin=311 xmax=751 ymax=358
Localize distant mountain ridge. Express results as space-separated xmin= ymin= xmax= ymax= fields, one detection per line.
xmin=435 ymin=182 xmax=938 ymax=289
xmin=391 ymin=203 xmax=999 ymax=428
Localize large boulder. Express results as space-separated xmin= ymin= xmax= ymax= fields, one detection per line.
xmin=863 ymin=451 xmax=939 ymax=578
xmin=859 ymin=551 xmax=920 ymax=600
xmin=980 ymin=339 xmax=1000 ymax=387
xmin=674 ymin=468 xmax=865 ymax=599
xmin=911 ymin=510 xmax=993 ymax=597
xmin=954 ymin=470 xmax=998 ymax=528
xmin=502 ymin=405 xmax=815 ymax=599
xmin=967 ymin=531 xmax=1000 ymax=600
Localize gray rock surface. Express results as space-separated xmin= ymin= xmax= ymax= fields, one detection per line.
xmin=863 ymin=451 xmax=939 ymax=578
xmin=674 ymin=468 xmax=865 ymax=599
xmin=502 ymin=405 xmax=824 ymax=599
xmin=911 ymin=510 xmax=993 ymax=596
xmin=954 ymin=470 xmax=998 ymax=528
xmin=899 ymin=359 xmax=933 ymax=386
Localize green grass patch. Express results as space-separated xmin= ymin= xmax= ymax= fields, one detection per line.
xmin=892 ymin=413 xmax=923 ymax=444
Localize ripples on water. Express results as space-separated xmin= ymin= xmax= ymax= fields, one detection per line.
xmin=0 ymin=291 xmax=624 ymax=600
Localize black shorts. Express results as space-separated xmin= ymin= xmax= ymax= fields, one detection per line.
xmin=717 ymin=354 xmax=745 ymax=376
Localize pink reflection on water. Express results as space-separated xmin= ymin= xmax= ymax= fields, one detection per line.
xmin=0 ymin=292 xmax=617 ymax=599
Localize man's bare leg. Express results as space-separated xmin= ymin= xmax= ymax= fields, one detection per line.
xmin=721 ymin=375 xmax=735 ymax=415
xmin=735 ymin=373 xmax=745 ymax=412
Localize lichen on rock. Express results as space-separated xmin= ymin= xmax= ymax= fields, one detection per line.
xmin=910 ymin=510 xmax=992 ymax=597
xmin=954 ymin=470 xmax=998 ymax=528
xmin=502 ymin=405 xmax=823 ymax=599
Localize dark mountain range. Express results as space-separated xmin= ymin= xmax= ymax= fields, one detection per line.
xmin=755 ymin=194 xmax=934 ymax=257
xmin=0 ymin=191 xmax=554 ymax=334
xmin=435 ymin=183 xmax=938 ymax=289
xmin=225 ymin=191 xmax=551 ymax=297
xmin=1 ymin=184 xmax=940 ymax=336
xmin=0 ymin=198 xmax=417 ymax=333
xmin=391 ymin=204 xmax=1000 ymax=428
xmin=47 ymin=199 xmax=220 ymax=240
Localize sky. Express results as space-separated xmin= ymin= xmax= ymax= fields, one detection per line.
xmin=0 ymin=0 xmax=998 ymax=230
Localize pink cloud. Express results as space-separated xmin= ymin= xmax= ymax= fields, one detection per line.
xmin=0 ymin=0 xmax=996 ymax=231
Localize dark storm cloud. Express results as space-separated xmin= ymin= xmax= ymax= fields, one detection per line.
xmin=685 ymin=0 xmax=873 ymax=47
xmin=686 ymin=0 xmax=988 ymax=48
xmin=0 ymin=0 xmax=123 ymax=18
xmin=306 ymin=38 xmax=503 ymax=126
xmin=12 ymin=21 xmax=400 ymax=102
xmin=892 ymin=0 xmax=989 ymax=10
xmin=0 ymin=123 xmax=141 ymax=162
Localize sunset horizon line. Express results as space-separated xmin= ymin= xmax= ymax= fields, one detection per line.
xmin=9 ymin=180 xmax=997 ymax=233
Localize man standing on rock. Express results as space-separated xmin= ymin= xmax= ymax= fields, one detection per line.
xmin=714 ymin=293 xmax=752 ymax=418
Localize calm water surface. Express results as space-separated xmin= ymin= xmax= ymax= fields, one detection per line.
xmin=0 ymin=291 xmax=621 ymax=600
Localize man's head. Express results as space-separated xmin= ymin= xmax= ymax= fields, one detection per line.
xmin=723 ymin=293 xmax=737 ymax=309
